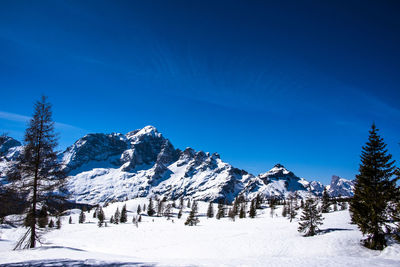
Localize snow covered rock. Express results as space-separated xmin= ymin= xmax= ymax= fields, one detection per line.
xmin=327 ymin=175 xmax=355 ymax=197
xmin=242 ymin=164 xmax=311 ymax=199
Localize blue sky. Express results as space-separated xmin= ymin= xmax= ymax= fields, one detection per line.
xmin=1 ymin=0 xmax=399 ymax=184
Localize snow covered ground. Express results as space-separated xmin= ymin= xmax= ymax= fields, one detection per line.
xmin=1 ymin=199 xmax=399 ymax=266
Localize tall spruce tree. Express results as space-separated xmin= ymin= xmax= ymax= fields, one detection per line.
xmin=184 ymin=201 xmax=199 ymax=226
xmin=350 ymin=124 xmax=398 ymax=250
xmin=298 ymin=197 xmax=323 ymax=236
xmin=321 ymin=188 xmax=331 ymax=213
xmin=7 ymin=96 xmax=67 ymax=249
xmin=206 ymin=202 xmax=214 ymax=218
xmin=113 ymin=207 xmax=120 ymax=224
xmin=147 ymin=198 xmax=155 ymax=216
xmin=97 ymin=206 xmax=105 ymax=227
xmin=79 ymin=209 xmax=86 ymax=224
xmin=249 ymin=199 xmax=257 ymax=218
xmin=120 ymin=204 xmax=127 ymax=223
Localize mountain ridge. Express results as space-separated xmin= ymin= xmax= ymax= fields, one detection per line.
xmin=0 ymin=126 xmax=354 ymax=204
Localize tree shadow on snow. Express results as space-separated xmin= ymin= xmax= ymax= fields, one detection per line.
xmin=319 ymin=228 xmax=352 ymax=234
xmin=0 ymin=259 xmax=157 ymax=267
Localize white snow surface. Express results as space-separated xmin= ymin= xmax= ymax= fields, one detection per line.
xmin=1 ymin=199 xmax=399 ymax=266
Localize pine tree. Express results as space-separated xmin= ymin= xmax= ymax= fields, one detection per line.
xmin=232 ymin=197 xmax=239 ymax=216
xmin=239 ymin=203 xmax=246 ymax=218
xmin=147 ymin=198 xmax=155 ymax=216
xmin=287 ymin=195 xmax=298 ymax=222
xmin=120 ymin=204 xmax=127 ymax=223
xmin=333 ymin=201 xmax=338 ymax=211
xmin=321 ymin=188 xmax=331 ymax=213
xmin=143 ymin=204 xmax=146 ymax=212
xmin=270 ymin=198 xmax=277 ymax=218
xmin=255 ymin=193 xmax=263 ymax=209
xmin=138 ymin=215 xmax=142 ymax=222
xmin=281 ymin=203 xmax=288 ymax=217
xmin=206 ymin=202 xmax=214 ymax=218
xmin=79 ymin=209 xmax=86 ymax=224
xmin=164 ymin=203 xmax=172 ymax=220
xmin=38 ymin=206 xmax=49 ymax=228
xmin=114 ymin=208 xmax=120 ymax=224
xmin=48 ymin=219 xmax=54 ymax=228
xmin=249 ymin=199 xmax=257 ymax=218
xmin=187 ymin=199 xmax=191 ymax=209
xmin=6 ymin=96 xmax=67 ymax=249
xmin=157 ymin=199 xmax=164 ymax=217
xmin=110 ymin=215 xmax=114 ymax=224
xmin=69 ymin=216 xmax=72 ymax=224
xmin=184 ymin=201 xmax=199 ymax=226
xmin=56 ymin=217 xmax=61 ymax=229
xmin=216 ymin=200 xmax=225 ymax=219
xmin=178 ymin=206 xmax=183 ymax=219
xmin=350 ymin=124 xmax=398 ymax=250
xmin=97 ymin=207 xmax=105 ymax=227
xmin=137 ymin=205 xmax=141 ymax=214
xmin=298 ymin=197 xmax=324 ymax=236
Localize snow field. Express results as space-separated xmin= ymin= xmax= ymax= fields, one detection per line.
xmin=1 ymin=198 xmax=399 ymax=266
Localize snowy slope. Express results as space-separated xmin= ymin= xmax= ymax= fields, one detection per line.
xmin=1 ymin=199 xmax=399 ymax=266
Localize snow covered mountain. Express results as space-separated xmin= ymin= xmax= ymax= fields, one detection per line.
xmin=327 ymin=175 xmax=355 ymax=197
xmin=242 ymin=164 xmax=314 ymax=199
xmin=0 ymin=126 xmax=355 ymax=204
xmin=61 ymin=126 xmax=252 ymax=204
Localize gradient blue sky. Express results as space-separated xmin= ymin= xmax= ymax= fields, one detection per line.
xmin=1 ymin=0 xmax=399 ymax=184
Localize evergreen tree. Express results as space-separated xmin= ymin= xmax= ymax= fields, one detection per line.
xmin=143 ymin=204 xmax=146 ymax=212
xmin=239 ymin=203 xmax=246 ymax=218
xmin=178 ymin=206 xmax=183 ymax=219
xmin=179 ymin=197 xmax=184 ymax=209
xmin=97 ymin=207 xmax=105 ymax=227
xmin=69 ymin=216 xmax=72 ymax=224
xmin=206 ymin=202 xmax=214 ymax=218
xmin=184 ymin=201 xmax=199 ymax=226
xmin=249 ymin=199 xmax=257 ymax=218
xmin=138 ymin=215 xmax=142 ymax=222
xmin=147 ymin=198 xmax=155 ymax=216
xmin=255 ymin=193 xmax=263 ymax=209
xmin=157 ymin=199 xmax=164 ymax=217
xmin=38 ymin=206 xmax=49 ymax=228
xmin=6 ymin=96 xmax=67 ymax=249
xmin=110 ymin=215 xmax=114 ymax=224
xmin=287 ymin=195 xmax=298 ymax=223
xmin=216 ymin=200 xmax=225 ymax=219
xmin=321 ymin=188 xmax=331 ymax=213
xmin=56 ymin=217 xmax=61 ymax=229
xmin=333 ymin=201 xmax=338 ymax=211
xmin=79 ymin=209 xmax=86 ymax=224
xmin=164 ymin=203 xmax=172 ymax=220
xmin=137 ymin=205 xmax=141 ymax=214
xmin=114 ymin=208 xmax=120 ymax=224
xmin=187 ymin=199 xmax=191 ymax=209
xmin=48 ymin=219 xmax=54 ymax=228
xmin=281 ymin=203 xmax=288 ymax=217
xmin=298 ymin=197 xmax=324 ymax=236
xmin=227 ymin=208 xmax=233 ymax=221
xmin=340 ymin=201 xmax=348 ymax=210
xmin=350 ymin=124 xmax=398 ymax=250
xmin=232 ymin=197 xmax=239 ymax=216
xmin=120 ymin=204 xmax=127 ymax=223
xmin=270 ymin=198 xmax=277 ymax=217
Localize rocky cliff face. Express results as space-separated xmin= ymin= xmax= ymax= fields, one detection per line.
xmin=61 ymin=126 xmax=252 ymax=204
xmin=327 ymin=175 xmax=355 ymax=197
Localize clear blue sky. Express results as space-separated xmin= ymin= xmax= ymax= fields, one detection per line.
xmin=1 ymin=0 xmax=399 ymax=184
